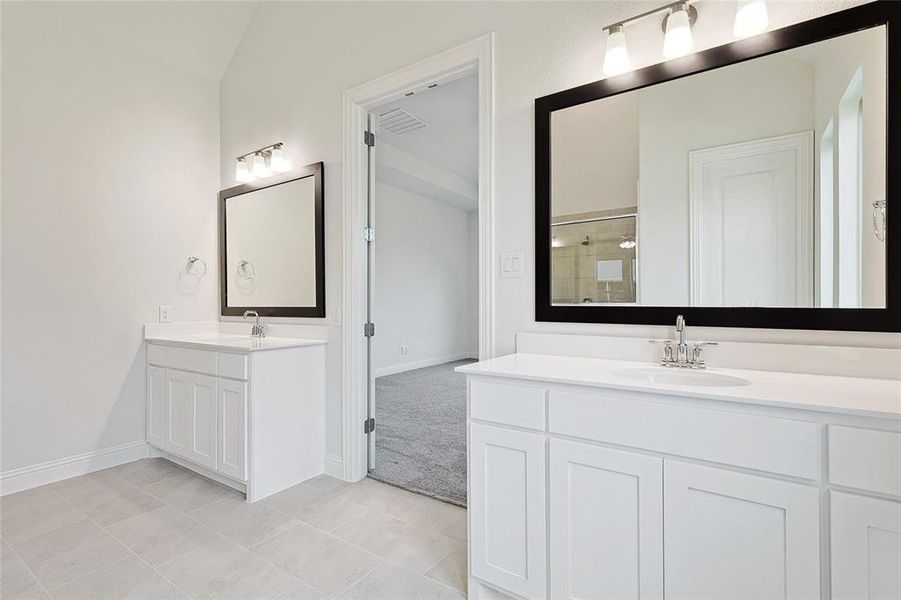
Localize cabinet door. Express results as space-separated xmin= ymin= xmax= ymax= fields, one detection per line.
xmin=470 ymin=422 xmax=546 ymax=600
xmin=664 ymin=460 xmax=820 ymax=599
xmin=167 ymin=370 xmax=217 ymax=469
xmin=549 ymin=439 xmax=663 ymax=599
xmin=146 ymin=366 xmax=168 ymax=449
xmin=217 ymin=378 xmax=247 ymax=481
xmin=831 ymin=491 xmax=901 ymax=600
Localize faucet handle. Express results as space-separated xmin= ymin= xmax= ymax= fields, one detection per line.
xmin=691 ymin=341 xmax=718 ymax=368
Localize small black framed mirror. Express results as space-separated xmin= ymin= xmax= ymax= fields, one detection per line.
xmin=535 ymin=2 xmax=900 ymax=332
xmin=219 ymin=161 xmax=325 ymax=318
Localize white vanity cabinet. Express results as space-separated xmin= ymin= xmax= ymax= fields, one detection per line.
xmin=145 ymin=337 xmax=325 ymax=501
xmin=462 ymin=359 xmax=901 ymax=600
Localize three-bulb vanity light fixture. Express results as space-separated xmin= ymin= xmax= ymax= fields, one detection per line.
xmin=603 ymin=0 xmax=770 ymax=76
xmin=235 ymin=142 xmax=290 ymax=183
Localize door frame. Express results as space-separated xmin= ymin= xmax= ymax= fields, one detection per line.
xmin=689 ymin=131 xmax=814 ymax=307
xmin=341 ymin=34 xmax=495 ymax=481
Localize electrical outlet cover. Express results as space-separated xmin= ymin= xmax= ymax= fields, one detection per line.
xmin=158 ymin=305 xmax=172 ymax=323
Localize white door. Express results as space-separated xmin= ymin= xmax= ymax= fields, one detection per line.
xmin=689 ymin=131 xmax=813 ymax=307
xmin=549 ymin=439 xmax=663 ymax=599
xmin=831 ymin=491 xmax=901 ymax=600
xmin=147 ymin=366 xmax=168 ymax=449
xmin=167 ymin=370 xmax=217 ymax=469
xmin=470 ymin=422 xmax=546 ymax=600
xmin=664 ymin=460 xmax=820 ymax=599
xmin=217 ymin=378 xmax=247 ymax=481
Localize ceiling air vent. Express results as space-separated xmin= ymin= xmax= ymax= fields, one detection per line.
xmin=378 ymin=108 xmax=427 ymax=135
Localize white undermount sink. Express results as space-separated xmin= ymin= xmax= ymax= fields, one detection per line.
xmin=612 ymin=366 xmax=751 ymax=387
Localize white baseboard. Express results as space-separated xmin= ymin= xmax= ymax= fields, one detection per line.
xmin=374 ymin=352 xmax=478 ymax=378
xmin=325 ymin=452 xmax=344 ymax=479
xmin=1 ymin=441 xmax=150 ymax=496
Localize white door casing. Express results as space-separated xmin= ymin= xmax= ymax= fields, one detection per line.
xmin=470 ymin=422 xmax=547 ymax=600
xmin=831 ymin=491 xmax=901 ymax=600
xmin=549 ymin=439 xmax=663 ymax=599
xmin=664 ymin=460 xmax=820 ymax=599
xmin=689 ymin=131 xmax=813 ymax=307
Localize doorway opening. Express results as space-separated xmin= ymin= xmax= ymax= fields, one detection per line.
xmin=364 ymin=74 xmax=479 ymax=506
xmin=341 ymin=35 xmax=494 ymax=498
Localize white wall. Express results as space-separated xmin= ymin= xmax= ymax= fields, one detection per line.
xmin=218 ymin=0 xmax=894 ymax=465
xmin=372 ymin=182 xmax=478 ymax=376
xmin=638 ymin=54 xmax=814 ymax=305
xmin=552 ymin=93 xmax=639 ymax=217
xmin=1 ymin=4 xmax=220 ymax=472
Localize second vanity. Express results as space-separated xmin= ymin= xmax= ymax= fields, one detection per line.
xmin=459 ymin=351 xmax=901 ymax=600
xmin=145 ymin=326 xmax=326 ymax=502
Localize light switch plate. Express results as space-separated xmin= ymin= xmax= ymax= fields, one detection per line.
xmin=500 ymin=252 xmax=525 ymax=278
xmin=158 ymin=305 xmax=172 ymax=323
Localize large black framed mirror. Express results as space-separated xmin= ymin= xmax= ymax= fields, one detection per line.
xmin=219 ymin=162 xmax=325 ymax=318
xmin=536 ymin=1 xmax=900 ymax=332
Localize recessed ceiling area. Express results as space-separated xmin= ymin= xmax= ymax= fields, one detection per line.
xmin=374 ymin=73 xmax=479 ymax=182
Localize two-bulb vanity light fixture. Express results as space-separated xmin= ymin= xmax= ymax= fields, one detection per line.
xmin=603 ymin=0 xmax=770 ymax=76
xmin=235 ymin=142 xmax=290 ymax=183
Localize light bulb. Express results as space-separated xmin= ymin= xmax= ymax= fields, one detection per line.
xmin=252 ymin=152 xmax=270 ymax=178
xmin=235 ymin=157 xmax=253 ymax=183
xmin=603 ymin=25 xmax=631 ymax=77
xmin=269 ymin=144 xmax=289 ymax=173
xmin=733 ymin=0 xmax=769 ymax=39
xmin=663 ymin=3 xmax=694 ymax=59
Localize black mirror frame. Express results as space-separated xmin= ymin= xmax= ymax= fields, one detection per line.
xmin=219 ymin=161 xmax=325 ymax=318
xmin=535 ymin=1 xmax=901 ymax=332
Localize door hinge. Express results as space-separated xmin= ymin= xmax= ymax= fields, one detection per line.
xmin=363 ymin=417 xmax=376 ymax=434
xmin=364 ymin=131 xmax=376 ymax=147
xmin=363 ymin=227 xmax=375 ymax=242
xmin=364 ymin=322 xmax=376 ymax=338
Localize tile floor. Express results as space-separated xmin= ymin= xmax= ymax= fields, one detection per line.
xmin=0 ymin=459 xmax=467 ymax=599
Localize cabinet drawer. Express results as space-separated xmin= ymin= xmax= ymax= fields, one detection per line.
xmin=470 ymin=380 xmax=546 ymax=430
xmin=218 ymin=353 xmax=248 ymax=380
xmin=829 ymin=426 xmax=901 ymax=497
xmin=549 ymin=390 xmax=820 ymax=479
xmin=165 ymin=347 xmax=218 ymax=376
xmin=147 ymin=344 xmax=167 ymax=367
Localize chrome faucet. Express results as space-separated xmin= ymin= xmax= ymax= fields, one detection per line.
xmin=657 ymin=315 xmax=716 ymax=369
xmin=242 ymin=310 xmax=266 ymax=339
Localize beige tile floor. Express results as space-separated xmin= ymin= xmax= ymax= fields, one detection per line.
xmin=0 ymin=459 xmax=467 ymax=600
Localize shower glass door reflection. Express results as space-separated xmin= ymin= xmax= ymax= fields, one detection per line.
xmin=551 ymin=215 xmax=637 ymax=304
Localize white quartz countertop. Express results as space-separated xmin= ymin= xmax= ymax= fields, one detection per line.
xmin=457 ymin=353 xmax=901 ymax=419
xmin=145 ymin=333 xmax=326 ymax=352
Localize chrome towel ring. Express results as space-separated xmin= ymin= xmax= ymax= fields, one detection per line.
xmin=186 ymin=256 xmax=207 ymax=278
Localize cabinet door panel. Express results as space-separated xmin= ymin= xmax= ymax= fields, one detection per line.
xmin=217 ymin=379 xmax=247 ymax=481
xmin=470 ymin=423 xmax=546 ymax=600
xmin=831 ymin=491 xmax=901 ymax=600
xmin=147 ymin=366 xmax=167 ymax=449
xmin=550 ymin=439 xmax=663 ymax=599
xmin=167 ymin=370 xmax=193 ymax=458
xmin=189 ymin=373 xmax=217 ymax=469
xmin=664 ymin=461 xmax=819 ymax=599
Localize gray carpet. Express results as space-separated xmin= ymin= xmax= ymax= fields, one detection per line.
xmin=369 ymin=359 xmax=474 ymax=506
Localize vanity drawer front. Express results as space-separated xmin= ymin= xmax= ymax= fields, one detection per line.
xmin=147 ymin=344 xmax=167 ymax=367
xmin=829 ymin=425 xmax=901 ymax=497
xmin=165 ymin=347 xmax=218 ymax=376
xmin=549 ymin=390 xmax=820 ymax=479
xmin=218 ymin=353 xmax=248 ymax=380
xmin=470 ymin=380 xmax=546 ymax=430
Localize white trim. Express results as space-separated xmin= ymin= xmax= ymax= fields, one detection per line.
xmin=0 ymin=441 xmax=149 ymax=496
xmin=689 ymin=131 xmax=814 ymax=306
xmin=374 ymin=352 xmax=479 ymax=378
xmin=325 ymin=452 xmax=344 ymax=478
xmin=342 ymin=34 xmax=495 ymax=482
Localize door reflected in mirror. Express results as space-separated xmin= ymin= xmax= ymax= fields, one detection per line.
xmin=549 ymin=25 xmax=886 ymax=309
